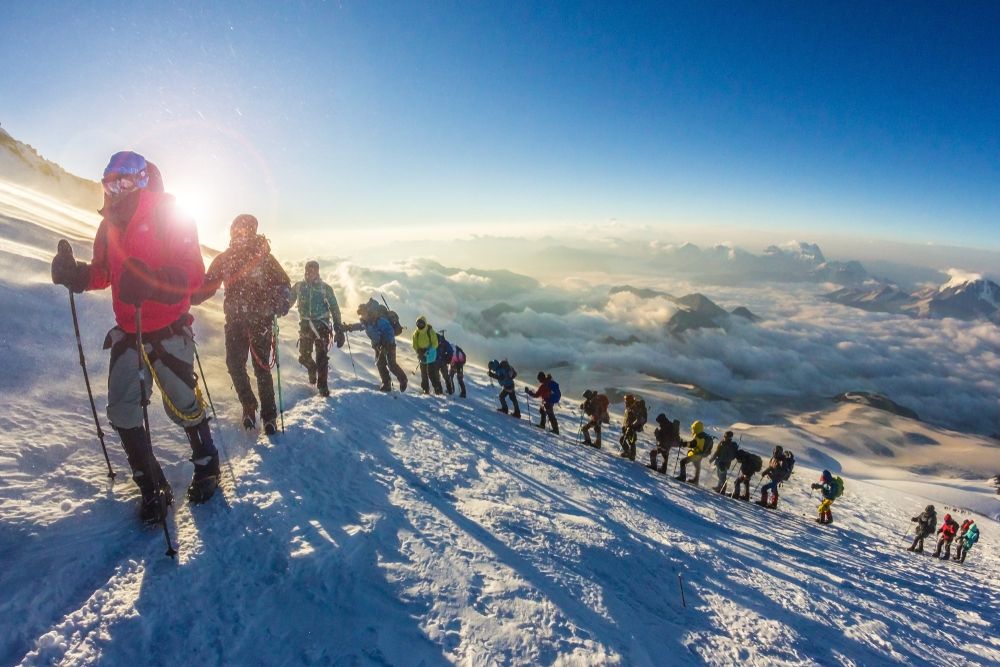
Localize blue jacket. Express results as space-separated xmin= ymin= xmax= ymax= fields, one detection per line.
xmin=364 ymin=316 xmax=396 ymax=348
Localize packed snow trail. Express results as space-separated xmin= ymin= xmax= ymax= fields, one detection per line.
xmin=3 ymin=347 xmax=998 ymax=665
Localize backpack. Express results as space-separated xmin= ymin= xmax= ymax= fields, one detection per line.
xmin=779 ymin=452 xmax=796 ymax=480
xmin=634 ymin=399 xmax=648 ymax=431
xmin=369 ymin=300 xmax=404 ymax=336
xmin=832 ymin=476 xmax=844 ymax=499
xmin=549 ymin=380 xmax=561 ymax=404
xmin=437 ymin=336 xmax=454 ymax=364
xmin=698 ymin=433 xmax=715 ymax=457
xmin=453 ymin=345 xmax=466 ymax=365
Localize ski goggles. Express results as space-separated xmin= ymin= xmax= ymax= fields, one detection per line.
xmin=102 ymin=171 xmax=148 ymax=197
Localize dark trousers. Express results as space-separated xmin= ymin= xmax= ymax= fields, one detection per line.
xmin=649 ymin=446 xmax=672 ymax=471
xmin=375 ymin=344 xmax=407 ymax=390
xmin=447 ymin=364 xmax=466 ymax=396
xmin=499 ymin=387 xmax=520 ymax=415
xmin=583 ymin=418 xmax=602 ymax=446
xmin=420 ymin=359 xmax=444 ymax=394
xmin=620 ymin=428 xmax=637 ymax=459
xmin=538 ymin=402 xmax=558 ymax=433
xmin=933 ymin=537 xmax=953 ymax=559
xmin=298 ymin=320 xmax=330 ymax=389
xmin=733 ymin=474 xmax=752 ymax=499
xmin=910 ymin=532 xmax=929 ymax=551
xmin=225 ymin=318 xmax=277 ymax=421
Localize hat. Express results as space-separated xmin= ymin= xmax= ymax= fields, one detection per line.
xmin=724 ymin=430 xmax=734 ymax=438
xmin=305 ymin=260 xmax=319 ymax=272
xmin=656 ymin=413 xmax=669 ymax=424
xmin=691 ymin=420 xmax=704 ymax=435
xmin=537 ymin=371 xmax=546 ymax=381
xmin=944 ymin=513 xmax=952 ymax=521
xmin=925 ymin=505 xmax=935 ymax=512
xmin=582 ymin=389 xmax=594 ymax=399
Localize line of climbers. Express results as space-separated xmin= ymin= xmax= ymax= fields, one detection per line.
xmin=908 ymin=506 xmax=981 ymax=562
xmin=50 ymin=151 xmax=986 ymax=559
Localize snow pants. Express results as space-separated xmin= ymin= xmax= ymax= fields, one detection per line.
xmin=649 ymin=446 xmax=672 ymax=472
xmin=498 ymin=387 xmax=520 ymax=415
xmin=678 ymin=454 xmax=703 ymax=482
xmin=732 ymin=473 xmax=752 ymax=500
xmin=619 ymin=428 xmax=637 ymax=460
xmin=105 ymin=324 xmax=205 ymax=430
xmin=225 ymin=316 xmax=277 ymax=422
xmin=582 ymin=417 xmax=603 ymax=447
xmin=375 ymin=344 xmax=407 ymax=391
xmin=447 ymin=363 xmax=466 ymax=397
xmin=933 ymin=537 xmax=953 ymax=559
xmin=298 ymin=319 xmax=331 ymax=390
xmin=538 ymin=401 xmax=558 ymax=433
xmin=419 ymin=359 xmax=444 ymax=394
xmin=104 ymin=321 xmax=214 ymax=491
xmin=909 ymin=530 xmax=931 ymax=552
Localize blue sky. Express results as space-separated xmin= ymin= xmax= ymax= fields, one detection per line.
xmin=1 ymin=1 xmax=998 ymax=250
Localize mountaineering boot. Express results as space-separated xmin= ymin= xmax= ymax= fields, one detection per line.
xmin=318 ymin=380 xmax=330 ymax=397
xmin=307 ymin=367 xmax=317 ymax=385
xmin=379 ymin=383 xmax=392 ymax=392
xmin=512 ymin=410 xmax=521 ymax=419
xmin=552 ymin=425 xmax=560 ymax=435
xmin=399 ymin=376 xmax=408 ymax=392
xmin=757 ymin=489 xmax=769 ymax=506
xmin=768 ymin=494 xmax=779 ymax=509
xmin=264 ymin=419 xmax=278 ymax=436
xmin=187 ymin=455 xmax=220 ymax=503
xmin=242 ymin=406 xmax=257 ymax=430
xmin=824 ymin=511 xmax=833 ymax=524
xmin=139 ymin=482 xmax=174 ymax=524
xmin=712 ymin=484 xmax=724 ymax=493
xmin=496 ymin=406 xmax=509 ymax=414
xmin=185 ymin=419 xmax=220 ymax=503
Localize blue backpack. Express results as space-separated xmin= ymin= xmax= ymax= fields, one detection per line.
xmin=549 ymin=380 xmax=561 ymax=404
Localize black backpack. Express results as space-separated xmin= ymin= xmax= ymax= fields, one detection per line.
xmin=634 ymin=400 xmax=648 ymax=431
xmin=779 ymin=452 xmax=795 ymax=481
xmin=369 ymin=300 xmax=404 ymax=336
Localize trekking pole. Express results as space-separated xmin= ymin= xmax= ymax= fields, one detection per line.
xmin=272 ymin=316 xmax=285 ymax=433
xmin=677 ymin=572 xmax=687 ymax=608
xmin=193 ymin=342 xmax=240 ymax=492
xmin=135 ymin=306 xmax=177 ymax=558
xmin=344 ymin=331 xmax=358 ymax=379
xmin=193 ymin=345 xmax=216 ymax=418
xmin=58 ymin=239 xmax=115 ymax=479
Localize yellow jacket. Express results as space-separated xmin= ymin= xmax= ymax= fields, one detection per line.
xmin=412 ymin=321 xmax=439 ymax=353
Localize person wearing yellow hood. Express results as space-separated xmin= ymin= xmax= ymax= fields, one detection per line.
xmin=675 ymin=420 xmax=714 ymax=485
xmin=412 ymin=315 xmax=444 ymax=394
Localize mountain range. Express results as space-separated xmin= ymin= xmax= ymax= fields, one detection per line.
xmin=826 ymin=277 xmax=1000 ymax=324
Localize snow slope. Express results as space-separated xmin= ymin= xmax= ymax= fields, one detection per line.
xmin=2 ymin=164 xmax=999 ymax=666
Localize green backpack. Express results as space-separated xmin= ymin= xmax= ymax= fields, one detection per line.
xmin=832 ymin=476 xmax=845 ymax=499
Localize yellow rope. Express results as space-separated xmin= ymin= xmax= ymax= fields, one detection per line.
xmin=141 ymin=345 xmax=206 ymax=422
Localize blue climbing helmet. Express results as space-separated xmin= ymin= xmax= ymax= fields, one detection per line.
xmin=102 ymin=151 xmax=149 ymax=196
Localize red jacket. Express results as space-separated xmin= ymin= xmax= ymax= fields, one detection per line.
xmin=87 ymin=190 xmax=204 ymax=333
xmin=938 ymin=518 xmax=958 ymax=540
xmin=527 ymin=378 xmax=553 ymax=404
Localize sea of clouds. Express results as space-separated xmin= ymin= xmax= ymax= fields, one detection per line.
xmin=284 ymin=252 xmax=1000 ymax=438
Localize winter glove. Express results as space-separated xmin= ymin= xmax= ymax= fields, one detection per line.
xmin=334 ymin=330 xmax=345 ymax=348
xmin=811 ymin=483 xmax=821 ymax=489
xmin=51 ymin=241 xmax=89 ymax=292
xmin=119 ymin=258 xmax=189 ymax=306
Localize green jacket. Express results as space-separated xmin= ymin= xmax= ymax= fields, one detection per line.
xmin=293 ymin=279 xmax=342 ymax=327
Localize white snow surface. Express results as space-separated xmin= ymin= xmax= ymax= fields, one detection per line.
xmin=2 ymin=175 xmax=1000 ymax=666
